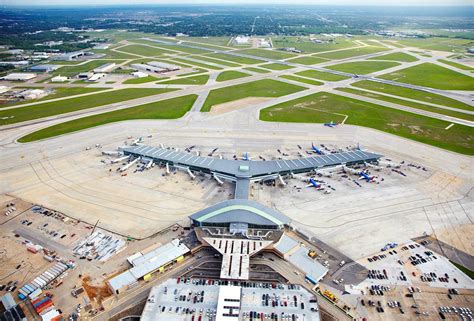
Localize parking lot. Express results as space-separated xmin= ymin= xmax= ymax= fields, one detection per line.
xmin=140 ymin=278 xmax=321 ymax=321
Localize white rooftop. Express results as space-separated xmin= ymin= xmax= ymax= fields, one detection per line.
xmin=216 ymin=286 xmax=241 ymax=321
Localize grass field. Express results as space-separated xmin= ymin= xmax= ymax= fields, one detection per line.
xmin=0 ymin=88 xmax=176 ymax=126
xmin=450 ymin=261 xmax=474 ymax=279
xmin=260 ymin=92 xmax=474 ymax=155
xmin=204 ymin=53 xmax=262 ymax=65
xmin=19 ymin=95 xmax=197 ymax=143
xmin=129 ymin=40 xmax=209 ymax=54
xmin=172 ymin=58 xmax=222 ymax=70
xmin=243 ymin=67 xmax=271 ymax=74
xmin=92 ymin=49 xmax=137 ymax=59
xmin=295 ymin=70 xmax=350 ymax=81
xmin=286 ymin=56 xmax=328 ymax=65
xmin=438 ymin=59 xmax=474 ymax=71
xmin=279 ymin=75 xmax=323 ymax=86
xmin=259 ymin=63 xmax=294 ymax=70
xmin=176 ymin=69 xmax=207 ymax=77
xmin=368 ymin=52 xmax=418 ymax=62
xmin=314 ymin=46 xmax=388 ymax=60
xmin=159 ymin=74 xmax=209 ymax=85
xmin=336 ymin=87 xmax=474 ymax=121
xmin=1 ymin=87 xmax=105 ymax=108
xmin=351 ymin=81 xmax=474 ymax=111
xmin=394 ymin=37 xmax=473 ymax=53
xmin=272 ymin=36 xmax=357 ymax=53
xmin=117 ymin=44 xmax=175 ymax=57
xmin=379 ymin=63 xmax=474 ymax=90
xmin=177 ymin=36 xmax=231 ymax=47
xmin=189 ymin=55 xmax=240 ymax=67
xmin=53 ymin=60 xmax=124 ymax=76
xmin=122 ymin=76 xmax=158 ymax=84
xmin=325 ymin=61 xmax=400 ymax=74
xmin=235 ymin=48 xmax=297 ymax=60
xmin=216 ymin=71 xmax=251 ymax=82
xmin=201 ymin=79 xmax=305 ymax=112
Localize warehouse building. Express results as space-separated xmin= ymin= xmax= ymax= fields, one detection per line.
xmin=51 ymin=75 xmax=68 ymax=83
xmin=1 ymin=73 xmax=37 ymax=81
xmin=107 ymin=239 xmax=190 ymax=294
xmin=53 ymin=50 xmax=85 ymax=61
xmin=274 ymin=234 xmax=328 ymax=284
xmin=130 ymin=63 xmax=163 ymax=74
xmin=29 ymin=64 xmax=60 ymax=73
xmin=93 ymin=62 xmax=116 ymax=73
xmin=148 ymin=61 xmax=180 ymax=71
xmin=131 ymin=61 xmax=180 ymax=74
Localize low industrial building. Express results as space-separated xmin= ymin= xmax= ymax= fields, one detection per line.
xmin=148 ymin=61 xmax=180 ymax=71
xmin=29 ymin=64 xmax=60 ymax=73
xmin=53 ymin=50 xmax=85 ymax=61
xmin=51 ymin=75 xmax=68 ymax=83
xmin=78 ymin=72 xmax=93 ymax=79
xmin=93 ymin=43 xmax=111 ymax=50
xmin=131 ymin=71 xmax=148 ymax=78
xmin=87 ymin=73 xmax=106 ymax=82
xmin=0 ymin=61 xmax=29 ymax=67
xmin=93 ymin=63 xmax=116 ymax=73
xmin=131 ymin=61 xmax=180 ymax=74
xmin=107 ymin=239 xmax=190 ymax=294
xmin=1 ymin=73 xmax=37 ymax=81
xmin=234 ymin=36 xmax=249 ymax=45
xmin=274 ymin=234 xmax=328 ymax=284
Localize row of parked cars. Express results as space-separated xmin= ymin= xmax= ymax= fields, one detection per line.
xmin=244 ymin=311 xmax=301 ymax=321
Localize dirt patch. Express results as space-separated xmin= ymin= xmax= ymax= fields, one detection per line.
xmin=82 ymin=276 xmax=112 ymax=305
xmin=210 ymin=97 xmax=272 ymax=114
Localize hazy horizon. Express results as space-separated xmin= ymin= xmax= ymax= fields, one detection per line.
xmin=1 ymin=0 xmax=471 ymax=6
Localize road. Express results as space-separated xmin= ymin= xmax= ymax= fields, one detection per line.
xmin=253 ymin=254 xmax=354 ymax=321
xmin=92 ymin=254 xmax=213 ymax=321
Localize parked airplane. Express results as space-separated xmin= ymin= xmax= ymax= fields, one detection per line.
xmin=132 ymin=137 xmax=143 ymax=145
xmin=359 ymin=171 xmax=376 ymax=182
xmin=242 ymin=152 xmax=252 ymax=161
xmin=324 ymin=121 xmax=337 ymax=128
xmin=307 ymin=178 xmax=323 ymax=190
xmin=310 ymin=143 xmax=324 ymax=155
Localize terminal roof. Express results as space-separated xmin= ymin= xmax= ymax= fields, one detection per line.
xmin=191 ymin=199 xmax=291 ymax=227
xmin=122 ymin=145 xmax=382 ymax=179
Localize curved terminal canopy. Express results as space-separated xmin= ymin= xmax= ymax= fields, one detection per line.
xmin=190 ymin=199 xmax=291 ymax=229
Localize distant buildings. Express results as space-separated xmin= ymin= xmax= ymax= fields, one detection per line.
xmin=29 ymin=64 xmax=60 ymax=73
xmin=93 ymin=43 xmax=111 ymax=50
xmin=258 ymin=38 xmax=271 ymax=48
xmin=51 ymin=75 xmax=68 ymax=83
xmin=131 ymin=61 xmax=180 ymax=74
xmin=0 ymin=61 xmax=29 ymax=67
xmin=234 ymin=35 xmax=250 ymax=45
xmin=52 ymin=50 xmax=85 ymax=61
xmin=281 ymin=47 xmax=302 ymax=53
xmin=1 ymin=73 xmax=37 ymax=81
xmin=87 ymin=73 xmax=106 ymax=82
xmin=93 ymin=63 xmax=116 ymax=73
xmin=131 ymin=71 xmax=148 ymax=78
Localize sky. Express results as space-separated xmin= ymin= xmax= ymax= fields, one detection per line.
xmin=2 ymin=0 xmax=472 ymax=6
